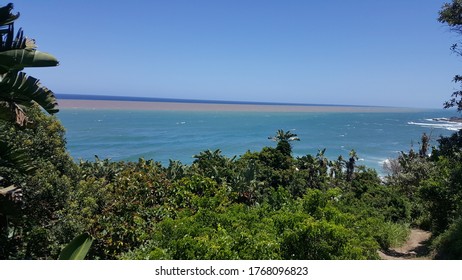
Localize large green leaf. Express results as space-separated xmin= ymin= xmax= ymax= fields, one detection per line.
xmin=0 ymin=71 xmax=58 ymax=114
xmin=0 ymin=49 xmax=59 ymax=72
xmin=58 ymin=233 xmax=93 ymax=260
xmin=0 ymin=71 xmax=58 ymax=125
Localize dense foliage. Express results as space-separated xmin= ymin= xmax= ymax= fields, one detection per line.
xmin=0 ymin=106 xmax=77 ymax=259
xmin=2 ymin=107 xmax=415 ymax=259
xmin=3 ymin=104 xmax=462 ymax=259
xmin=382 ymin=131 xmax=462 ymax=259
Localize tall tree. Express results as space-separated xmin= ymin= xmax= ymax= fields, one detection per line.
xmin=346 ymin=149 xmax=358 ymax=182
xmin=268 ymin=129 xmax=300 ymax=156
xmin=439 ymin=0 xmax=462 ymax=112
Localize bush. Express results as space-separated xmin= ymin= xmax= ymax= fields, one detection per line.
xmin=280 ymin=218 xmax=377 ymax=260
xmin=432 ymin=218 xmax=462 ymax=259
xmin=123 ymin=204 xmax=281 ymax=260
xmin=0 ymin=106 xmax=78 ymax=259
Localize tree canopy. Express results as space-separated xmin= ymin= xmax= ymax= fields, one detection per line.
xmin=439 ymin=0 xmax=462 ymax=112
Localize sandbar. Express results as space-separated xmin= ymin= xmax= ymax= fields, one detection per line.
xmin=58 ymin=99 xmax=419 ymax=113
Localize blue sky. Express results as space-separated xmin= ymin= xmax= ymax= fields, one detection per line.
xmin=11 ymin=0 xmax=461 ymax=108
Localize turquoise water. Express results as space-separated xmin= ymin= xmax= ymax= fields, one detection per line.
xmin=57 ymin=108 xmax=460 ymax=173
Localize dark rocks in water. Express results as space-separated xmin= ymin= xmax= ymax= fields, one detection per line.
xmin=449 ymin=117 xmax=462 ymax=123
xmin=433 ymin=117 xmax=462 ymax=123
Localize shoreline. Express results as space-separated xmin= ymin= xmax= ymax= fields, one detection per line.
xmin=58 ymin=99 xmax=422 ymax=113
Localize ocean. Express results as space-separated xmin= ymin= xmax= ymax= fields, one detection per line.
xmin=56 ymin=104 xmax=461 ymax=175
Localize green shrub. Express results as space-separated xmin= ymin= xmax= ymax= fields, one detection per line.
xmin=375 ymin=221 xmax=410 ymax=249
xmin=280 ymin=218 xmax=377 ymax=260
xmin=432 ymin=218 xmax=462 ymax=259
xmin=124 ymin=204 xmax=281 ymax=260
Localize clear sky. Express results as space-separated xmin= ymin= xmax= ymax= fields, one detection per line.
xmin=11 ymin=0 xmax=462 ymax=108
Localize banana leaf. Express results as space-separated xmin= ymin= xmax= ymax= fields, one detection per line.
xmin=58 ymin=233 xmax=93 ymax=260
xmin=0 ymin=3 xmax=20 ymax=26
xmin=0 ymin=71 xmax=58 ymax=126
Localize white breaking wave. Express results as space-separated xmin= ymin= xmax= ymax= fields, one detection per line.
xmin=408 ymin=119 xmax=462 ymax=131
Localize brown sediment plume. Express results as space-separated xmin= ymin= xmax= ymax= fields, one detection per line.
xmin=58 ymin=99 xmax=420 ymax=113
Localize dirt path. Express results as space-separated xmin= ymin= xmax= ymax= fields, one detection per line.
xmin=379 ymin=229 xmax=432 ymax=260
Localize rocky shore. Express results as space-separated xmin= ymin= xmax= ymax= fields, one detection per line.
xmin=433 ymin=117 xmax=462 ymax=123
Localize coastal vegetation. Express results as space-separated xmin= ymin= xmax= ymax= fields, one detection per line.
xmin=1 ymin=105 xmax=460 ymax=259
xmin=1 ymin=1 xmax=462 ymax=260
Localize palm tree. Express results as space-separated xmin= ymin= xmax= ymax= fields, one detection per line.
xmin=0 ymin=3 xmax=59 ymax=127
xmin=268 ymin=129 xmax=300 ymax=142
xmin=268 ymin=129 xmax=300 ymax=156
xmin=346 ymin=149 xmax=358 ymax=181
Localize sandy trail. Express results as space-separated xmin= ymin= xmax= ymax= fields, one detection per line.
xmin=379 ymin=229 xmax=432 ymax=260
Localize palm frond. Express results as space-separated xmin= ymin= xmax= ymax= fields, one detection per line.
xmin=0 ymin=3 xmax=19 ymax=26
xmin=0 ymin=71 xmax=58 ymax=114
xmin=0 ymin=3 xmax=58 ymax=126
xmin=0 ymin=140 xmax=35 ymax=173
xmin=1 ymin=23 xmax=31 ymax=51
xmin=11 ymin=27 xmax=24 ymax=49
